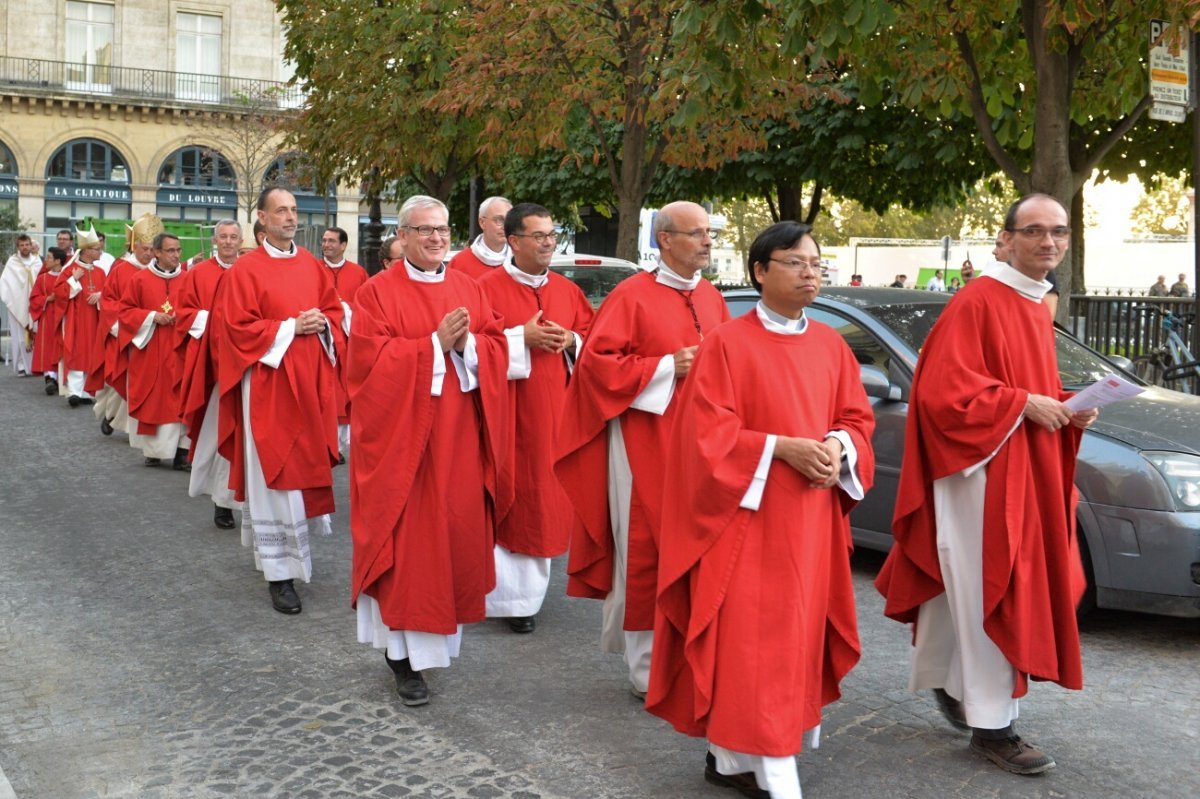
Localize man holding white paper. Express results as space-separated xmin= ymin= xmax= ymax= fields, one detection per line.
xmin=877 ymin=194 xmax=1098 ymax=776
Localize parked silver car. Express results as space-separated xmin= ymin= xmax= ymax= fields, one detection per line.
xmin=549 ymin=254 xmax=639 ymax=308
xmin=723 ymin=286 xmax=1200 ymax=618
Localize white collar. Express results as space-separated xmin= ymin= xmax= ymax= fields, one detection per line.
xmin=123 ymin=253 xmax=154 ymax=269
xmin=984 ymin=263 xmax=1051 ymax=302
xmin=324 ymin=257 xmax=346 ymax=269
xmin=405 ymin=258 xmax=445 ymax=283
xmin=470 ymin=235 xmax=510 ymax=267
xmin=216 ymin=256 xmax=235 ymax=269
xmin=756 ymin=300 xmax=808 ymax=335
xmin=503 ymin=258 xmax=549 ymax=289
xmin=654 ymin=258 xmax=701 ymax=290
xmin=263 ymin=239 xmax=297 ymax=259
xmin=149 ymin=263 xmax=182 ymax=279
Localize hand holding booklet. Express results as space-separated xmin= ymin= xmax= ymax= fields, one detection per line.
xmin=1064 ymin=373 xmax=1144 ymax=412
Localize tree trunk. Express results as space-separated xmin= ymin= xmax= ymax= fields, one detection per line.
xmin=777 ymin=181 xmax=801 ymax=222
xmin=614 ymin=188 xmax=643 ymax=264
xmin=1070 ymin=188 xmax=1085 ymax=294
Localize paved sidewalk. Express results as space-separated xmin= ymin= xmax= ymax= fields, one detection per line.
xmin=0 ymin=370 xmax=1197 ymax=799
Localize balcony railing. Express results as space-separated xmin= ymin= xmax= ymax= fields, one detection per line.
xmin=0 ymin=56 xmax=304 ymax=110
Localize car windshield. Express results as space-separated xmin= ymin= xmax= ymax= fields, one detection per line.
xmin=551 ymin=266 xmax=637 ymax=307
xmin=870 ymin=302 xmax=1120 ymax=388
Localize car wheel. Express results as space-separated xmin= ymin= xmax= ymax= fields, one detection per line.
xmin=1075 ymin=522 xmax=1097 ymax=621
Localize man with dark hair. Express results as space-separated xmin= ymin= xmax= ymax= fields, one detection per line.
xmin=29 ymin=247 xmax=67 ymax=392
xmin=320 ymin=225 xmax=369 ymax=460
xmin=218 ymin=186 xmax=343 ymax=615
xmin=379 ymin=235 xmax=403 ymax=268
xmin=54 ymin=226 xmax=106 ymax=406
xmin=477 ymin=202 xmax=594 ymax=634
xmin=449 ymin=196 xmax=513 ymax=280
xmin=890 ymin=274 xmax=907 ymax=288
xmin=118 ymin=232 xmax=189 ymax=469
xmin=555 ymin=200 xmax=729 ymax=699
xmin=878 ymin=193 xmax=1098 ymax=775
xmin=95 ymin=231 xmax=116 ymax=273
xmin=648 ymin=221 xmax=874 ymax=799
xmin=252 ymin=220 xmax=267 ymax=248
xmin=56 ymin=230 xmax=75 ymax=260
xmin=1 ymin=233 xmax=41 ymax=375
xmin=176 ymin=219 xmax=243 ymax=528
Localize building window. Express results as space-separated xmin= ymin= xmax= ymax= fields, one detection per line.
xmin=0 ymin=140 xmax=17 ymax=222
xmin=47 ymin=138 xmax=129 ymax=183
xmin=158 ymin=147 xmax=235 ymax=189
xmin=65 ymin=1 xmax=114 ymax=91
xmin=176 ymin=12 xmax=222 ymax=101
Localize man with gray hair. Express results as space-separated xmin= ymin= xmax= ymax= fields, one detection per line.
xmin=349 ymin=194 xmax=512 ymax=705
xmin=176 ymin=219 xmax=244 ymax=528
xmin=449 ymin=195 xmax=513 ymax=280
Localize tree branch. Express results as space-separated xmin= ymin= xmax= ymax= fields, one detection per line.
xmin=1075 ymin=93 xmax=1153 ymax=181
xmin=953 ymin=30 xmax=1027 ymax=189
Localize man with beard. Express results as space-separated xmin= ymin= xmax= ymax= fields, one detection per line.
xmin=1 ymin=233 xmax=41 ymax=375
xmin=176 ymin=219 xmax=243 ymax=528
xmin=218 ymin=187 xmax=342 ymax=615
xmin=449 ymin=196 xmax=512 ymax=280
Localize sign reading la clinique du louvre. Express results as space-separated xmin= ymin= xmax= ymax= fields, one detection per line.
xmin=155 ymin=188 xmax=237 ymax=208
xmin=48 ymin=182 xmax=133 ymax=202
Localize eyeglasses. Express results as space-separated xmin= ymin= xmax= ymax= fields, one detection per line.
xmin=1007 ymin=225 xmax=1071 ymax=241
xmin=484 ymin=216 xmax=507 ymax=225
xmin=511 ymin=231 xmax=558 ymax=243
xmin=664 ymin=228 xmax=717 ymax=241
xmin=403 ymin=225 xmax=451 ymax=238
xmin=768 ymin=257 xmax=827 ymax=275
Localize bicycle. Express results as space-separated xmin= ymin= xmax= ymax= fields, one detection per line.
xmin=1130 ymin=305 xmax=1200 ymax=394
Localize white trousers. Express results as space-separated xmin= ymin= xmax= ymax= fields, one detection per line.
xmin=239 ymin=372 xmax=330 ymax=583
xmin=485 ymin=545 xmax=551 ymax=617
xmin=710 ymin=743 xmax=806 ymax=799
xmin=189 ymin=386 xmax=241 ymax=510
xmin=910 ymin=468 xmax=1020 ymax=730
xmin=65 ymin=369 xmax=91 ymax=399
xmin=6 ymin=311 xmax=31 ymax=373
xmin=92 ymin=385 xmax=127 ymax=428
xmin=356 ymin=594 xmax=463 ymax=672
xmin=602 ymin=417 xmax=653 ymax=692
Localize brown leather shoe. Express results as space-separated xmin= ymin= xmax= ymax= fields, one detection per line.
xmin=933 ymin=688 xmax=970 ymax=731
xmin=704 ymin=752 xmax=768 ymax=798
xmin=970 ymin=734 xmax=1056 ymax=775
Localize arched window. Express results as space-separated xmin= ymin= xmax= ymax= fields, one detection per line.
xmin=0 ymin=140 xmax=15 ymax=176
xmin=157 ymin=146 xmax=236 ymax=189
xmin=0 ymin=140 xmax=17 ymax=218
xmin=46 ymin=138 xmax=129 ymax=183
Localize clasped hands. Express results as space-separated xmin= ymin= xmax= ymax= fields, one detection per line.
xmin=523 ymin=310 xmax=571 ymax=353
xmin=775 ymin=436 xmax=844 ymax=489
xmin=153 ymin=311 xmax=175 ymax=325
xmin=437 ymin=307 xmax=471 ymax=353
xmin=1024 ymin=393 xmax=1098 ymax=433
xmin=295 ymin=308 xmax=328 ymax=336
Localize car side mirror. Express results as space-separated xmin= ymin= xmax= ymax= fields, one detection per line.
xmin=1107 ymin=354 xmax=1133 ymax=372
xmin=861 ymin=364 xmax=902 ymax=401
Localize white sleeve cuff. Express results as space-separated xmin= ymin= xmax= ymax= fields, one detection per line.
xmin=188 ymin=309 xmax=209 ymax=340
xmin=131 ymin=311 xmax=157 ymax=350
xmin=961 ymin=412 xmax=1025 ymax=477
xmin=109 ymin=321 xmax=118 ymax=337
xmin=826 ymin=430 xmax=864 ymax=500
xmin=430 ymin=332 xmax=446 ymax=396
xmin=449 ymin=332 xmax=480 ymax=392
xmin=340 ymin=300 xmax=353 ymax=336
xmin=259 ymin=318 xmax=296 ymax=368
xmin=67 ymin=276 xmax=82 ymax=298
xmin=564 ymin=331 xmax=583 ymax=375
xmin=739 ymin=434 xmax=777 ymax=510
xmin=628 ymin=354 xmax=676 ymax=415
xmin=503 ymin=325 xmax=531 ymax=380
xmin=317 ymin=319 xmax=336 ymax=365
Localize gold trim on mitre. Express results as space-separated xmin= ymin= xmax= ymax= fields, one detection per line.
xmin=125 ymin=212 xmax=165 ymax=251
xmin=76 ymin=224 xmax=101 ymax=250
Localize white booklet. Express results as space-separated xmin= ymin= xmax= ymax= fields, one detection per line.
xmin=1064 ymin=373 xmax=1144 ymax=412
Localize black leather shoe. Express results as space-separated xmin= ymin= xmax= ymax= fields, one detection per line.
xmin=704 ymin=752 xmax=768 ymax=798
xmin=507 ymin=616 xmax=536 ymax=634
xmin=268 ymin=580 xmax=302 ymax=614
xmin=172 ymin=447 xmax=191 ymax=471
xmin=385 ymin=655 xmax=430 ymax=706
xmin=67 ymin=395 xmax=80 ymax=408
xmin=144 ymin=457 xmax=162 ymax=467
xmin=100 ymin=417 xmax=113 ymax=435
xmin=44 ymin=378 xmax=58 ymax=396
xmin=214 ymin=505 xmax=235 ymax=529
xmin=933 ymin=688 xmax=971 ymax=731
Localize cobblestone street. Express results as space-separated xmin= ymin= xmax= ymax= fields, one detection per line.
xmin=0 ymin=371 xmax=1197 ymax=799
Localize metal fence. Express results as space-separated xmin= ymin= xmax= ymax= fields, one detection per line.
xmin=1066 ymin=295 xmax=1198 ymax=388
xmin=0 ymin=56 xmax=303 ymax=110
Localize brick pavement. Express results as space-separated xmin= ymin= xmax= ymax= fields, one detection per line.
xmin=0 ymin=370 xmax=1197 ymax=798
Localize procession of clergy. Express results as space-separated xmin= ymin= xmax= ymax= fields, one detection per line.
xmin=0 ymin=188 xmax=1095 ymax=798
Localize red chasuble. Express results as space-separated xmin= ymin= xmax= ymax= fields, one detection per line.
xmin=875 ymin=275 xmax=1086 ymax=696
xmin=646 ymin=311 xmax=875 ymax=756
xmin=448 ymin=248 xmax=497 ymax=281
xmin=478 ymin=267 xmax=595 ymax=557
xmin=323 ymin=259 xmax=370 ymax=425
xmin=89 ymin=257 xmax=144 ymax=396
xmin=174 ymin=258 xmax=229 ymax=444
xmin=117 ymin=266 xmax=185 ymax=435
xmin=216 ymin=246 xmax=343 ymax=517
xmin=54 ymin=261 xmax=106 ymax=374
xmin=348 ymin=266 xmax=511 ymax=633
xmin=29 ymin=269 xmax=64 ymax=374
xmin=554 ymin=270 xmax=729 ymax=630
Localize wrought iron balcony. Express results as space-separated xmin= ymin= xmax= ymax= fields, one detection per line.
xmin=0 ymin=55 xmax=304 ymax=111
